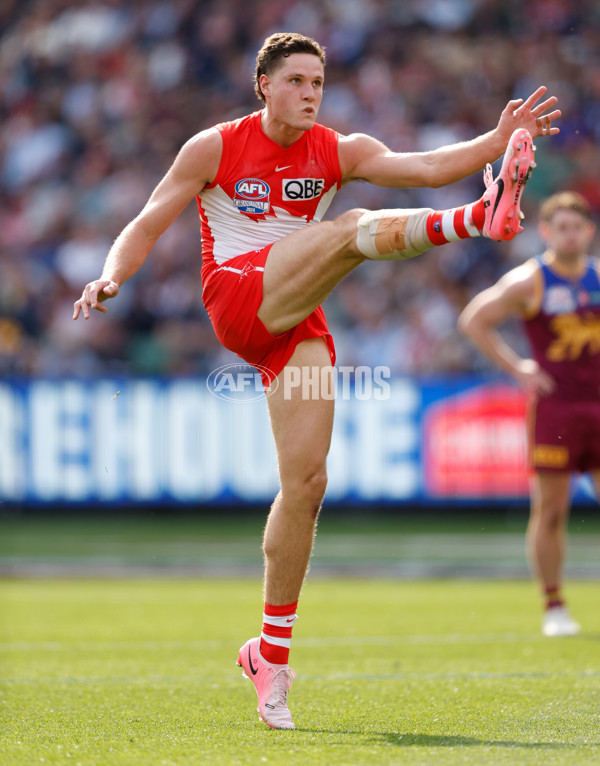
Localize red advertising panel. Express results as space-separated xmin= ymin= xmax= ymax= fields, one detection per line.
xmin=424 ymin=384 xmax=529 ymax=498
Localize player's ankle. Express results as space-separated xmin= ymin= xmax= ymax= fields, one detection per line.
xmin=260 ymin=601 xmax=298 ymax=665
xmin=544 ymin=585 xmax=564 ymax=610
xmin=425 ymin=201 xmax=484 ymax=245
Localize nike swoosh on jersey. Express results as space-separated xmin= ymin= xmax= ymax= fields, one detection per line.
xmin=275 ymin=165 xmax=293 ymax=172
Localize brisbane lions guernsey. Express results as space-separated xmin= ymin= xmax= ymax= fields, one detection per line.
xmin=524 ymin=254 xmax=600 ymax=399
xmin=196 ymin=110 xmax=342 ymax=279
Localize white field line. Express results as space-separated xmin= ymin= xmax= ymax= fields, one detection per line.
xmin=0 ymin=632 xmax=560 ymax=653
xmin=2 ymin=669 xmax=600 ymax=685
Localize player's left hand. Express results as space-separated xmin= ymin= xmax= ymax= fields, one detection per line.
xmin=497 ymin=86 xmax=561 ymax=140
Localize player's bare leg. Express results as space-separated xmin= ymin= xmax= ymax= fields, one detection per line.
xmin=258 ymin=209 xmax=366 ymax=335
xmin=258 ymin=206 xmax=444 ymax=334
xmin=237 ymin=337 xmax=334 ymax=728
xmin=259 ymin=129 xmax=535 ymax=335
xmin=527 ymin=471 xmax=579 ymax=636
xmin=527 ymin=471 xmax=570 ymax=587
xmin=263 ymin=337 xmax=334 ymax=603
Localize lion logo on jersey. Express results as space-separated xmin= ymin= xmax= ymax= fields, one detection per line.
xmin=547 ymin=312 xmax=600 ymax=360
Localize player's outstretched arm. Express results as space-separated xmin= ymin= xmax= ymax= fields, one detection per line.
xmin=73 ymin=129 xmax=222 ymax=320
xmin=341 ymin=86 xmax=560 ymax=190
xmin=458 ymin=264 xmax=555 ymax=395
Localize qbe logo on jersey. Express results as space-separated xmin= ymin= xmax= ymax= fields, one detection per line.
xmin=234 ymin=178 xmax=270 ymax=214
xmin=283 ymin=178 xmax=325 ymax=201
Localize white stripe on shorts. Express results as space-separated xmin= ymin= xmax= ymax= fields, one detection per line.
xmin=217 ymin=265 xmax=265 ymax=274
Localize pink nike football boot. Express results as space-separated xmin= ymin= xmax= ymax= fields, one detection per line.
xmin=482 ymin=128 xmax=536 ymax=241
xmin=237 ymin=637 xmax=296 ymax=729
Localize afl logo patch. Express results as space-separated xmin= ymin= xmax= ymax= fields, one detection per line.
xmin=544 ymin=285 xmax=577 ymax=315
xmin=282 ymin=178 xmax=325 ymax=201
xmin=234 ymin=178 xmax=270 ymax=214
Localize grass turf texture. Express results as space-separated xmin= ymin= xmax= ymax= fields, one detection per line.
xmin=1 ymin=578 xmax=599 ymax=765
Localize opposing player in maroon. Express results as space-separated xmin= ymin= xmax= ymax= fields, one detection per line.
xmin=74 ymin=33 xmax=560 ymax=726
xmin=460 ymin=191 xmax=598 ymax=636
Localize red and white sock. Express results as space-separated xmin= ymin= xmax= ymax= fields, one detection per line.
xmin=425 ymin=199 xmax=486 ymax=246
xmin=259 ymin=601 xmax=298 ymax=665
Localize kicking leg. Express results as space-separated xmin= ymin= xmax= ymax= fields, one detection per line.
xmin=259 ymin=129 xmax=536 ymax=335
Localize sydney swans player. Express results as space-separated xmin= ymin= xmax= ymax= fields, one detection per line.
xmin=74 ymin=33 xmax=561 ymax=728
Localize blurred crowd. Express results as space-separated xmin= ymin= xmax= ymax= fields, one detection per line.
xmin=2 ymin=0 xmax=600 ymax=379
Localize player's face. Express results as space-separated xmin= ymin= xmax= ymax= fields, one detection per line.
xmin=540 ymin=209 xmax=596 ymax=259
xmin=261 ymin=53 xmax=324 ymax=130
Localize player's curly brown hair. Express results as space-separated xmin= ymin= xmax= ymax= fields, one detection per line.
xmin=254 ymin=32 xmax=326 ymax=103
xmin=540 ymin=191 xmax=593 ymax=222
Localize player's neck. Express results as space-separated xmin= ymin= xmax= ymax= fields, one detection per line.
xmin=260 ymin=108 xmax=307 ymax=149
xmin=543 ymin=249 xmax=587 ymax=278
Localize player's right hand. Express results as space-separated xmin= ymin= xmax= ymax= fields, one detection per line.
xmin=514 ymin=358 xmax=555 ymax=396
xmin=73 ymin=280 xmax=120 ymax=320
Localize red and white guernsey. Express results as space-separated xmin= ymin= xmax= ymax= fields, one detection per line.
xmin=196 ymin=110 xmax=342 ymax=281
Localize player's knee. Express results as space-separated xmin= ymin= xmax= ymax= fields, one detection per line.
xmin=285 ymin=465 xmax=328 ymax=514
xmin=299 ymin=467 xmax=328 ymax=509
xmin=336 ymin=208 xmax=369 ymax=258
xmin=537 ymin=504 xmax=569 ymax=531
xmin=309 ymin=468 xmax=328 ymax=505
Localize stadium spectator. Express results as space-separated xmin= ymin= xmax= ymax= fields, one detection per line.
xmin=1 ymin=0 xmax=599 ymax=377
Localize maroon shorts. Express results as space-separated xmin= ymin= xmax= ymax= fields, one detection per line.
xmin=527 ymin=395 xmax=600 ymax=472
xmin=202 ymin=245 xmax=335 ymax=386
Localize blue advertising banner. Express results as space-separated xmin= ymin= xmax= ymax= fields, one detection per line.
xmin=0 ymin=376 xmax=594 ymax=505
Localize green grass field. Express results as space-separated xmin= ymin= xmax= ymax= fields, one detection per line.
xmin=1 ymin=512 xmax=599 ymax=764
xmin=2 ymin=576 xmax=599 ymax=766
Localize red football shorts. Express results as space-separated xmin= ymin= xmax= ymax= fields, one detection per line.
xmin=202 ymin=245 xmax=336 ymax=386
xmin=527 ymin=395 xmax=600 ymax=472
